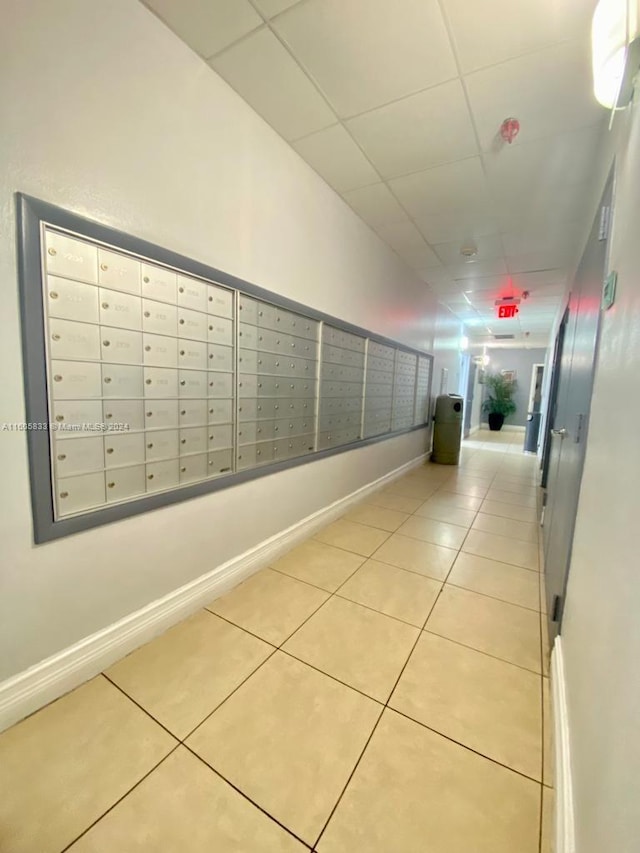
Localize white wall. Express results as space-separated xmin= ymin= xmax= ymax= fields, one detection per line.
xmin=432 ymin=305 xmax=464 ymax=401
xmin=0 ymin=0 xmax=439 ymax=681
xmin=559 ymin=101 xmax=640 ymax=852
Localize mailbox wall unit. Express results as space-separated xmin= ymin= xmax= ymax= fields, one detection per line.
xmin=17 ymin=195 xmax=434 ymax=542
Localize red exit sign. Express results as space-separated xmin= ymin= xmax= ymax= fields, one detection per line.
xmin=498 ymin=303 xmax=519 ymax=318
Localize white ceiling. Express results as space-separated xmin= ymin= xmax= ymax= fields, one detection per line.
xmin=143 ymin=0 xmax=606 ymax=348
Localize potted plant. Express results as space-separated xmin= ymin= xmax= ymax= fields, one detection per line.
xmin=482 ymin=372 xmax=517 ymax=431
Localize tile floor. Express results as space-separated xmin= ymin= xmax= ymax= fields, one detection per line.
xmin=0 ymin=431 xmax=555 ymax=852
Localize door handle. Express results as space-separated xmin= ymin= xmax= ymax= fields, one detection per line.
xmin=552 ymin=428 xmax=568 ymax=437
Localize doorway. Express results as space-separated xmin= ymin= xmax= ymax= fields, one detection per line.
xmin=542 ymin=171 xmax=613 ymax=641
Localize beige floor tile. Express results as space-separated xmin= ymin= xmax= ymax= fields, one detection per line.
xmin=447 ymin=552 xmax=540 ymax=611
xmin=386 ymin=480 xmax=439 ymax=499
xmin=208 ymin=569 xmax=329 ymax=645
xmin=541 ymin=786 xmax=555 ymax=853
xmin=492 ymin=479 xmax=538 ymax=495
xmin=463 ymin=529 xmax=539 ymax=571
xmin=414 ymin=500 xmax=476 ymax=528
xmin=422 ymin=491 xmax=484 ymax=511
xmin=187 ymin=652 xmax=380 ymax=845
xmin=284 ymin=596 xmax=419 ymax=701
xmin=342 ymin=503 xmax=410 ymax=532
xmin=426 ymin=586 xmax=541 ymax=673
xmin=364 ymin=491 xmax=424 ymax=513
xmin=338 ymin=559 xmax=441 ymax=627
xmin=269 ymin=539 xmax=365 ymax=592
xmin=396 ymin=516 xmax=468 ymax=550
xmin=543 ymin=676 xmax=554 ymax=787
xmin=314 ymin=519 xmax=390 ymax=556
xmin=318 ymin=709 xmax=540 ymax=853
xmin=69 ymin=747 xmax=305 ymax=852
xmin=0 ymin=677 xmax=176 ymax=853
xmin=390 ymin=633 xmax=542 ymax=780
xmin=371 ymin=533 xmax=457 ymax=581
xmin=472 ymin=512 xmax=538 ymax=544
xmin=481 ymin=499 xmax=538 ymax=523
xmin=439 ymin=481 xmax=489 ymax=498
xmin=485 ymin=488 xmax=538 ymax=508
xmin=106 ymin=611 xmax=273 ymax=739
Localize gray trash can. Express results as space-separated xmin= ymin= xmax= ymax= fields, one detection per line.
xmin=432 ymin=394 xmax=464 ymax=465
xmin=524 ymin=412 xmax=542 ymax=452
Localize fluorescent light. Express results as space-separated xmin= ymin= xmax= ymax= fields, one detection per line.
xmin=460 ymin=335 xmax=469 ymax=351
xmin=592 ymin=0 xmax=639 ymax=108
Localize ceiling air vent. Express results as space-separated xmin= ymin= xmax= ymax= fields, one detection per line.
xmin=494 ymin=334 xmax=515 ymax=340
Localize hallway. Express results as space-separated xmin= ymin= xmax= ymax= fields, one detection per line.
xmin=0 ymin=434 xmax=553 ymax=852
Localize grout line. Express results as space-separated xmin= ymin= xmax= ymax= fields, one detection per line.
xmin=444 ymin=580 xmax=542 ymax=613
xmin=59 ymin=742 xmax=182 ymax=852
xmin=421 ymin=628 xmax=543 ymax=677
xmin=102 ymin=674 xmax=181 ymax=742
xmin=183 ymin=743 xmax=314 ymax=850
xmin=389 ymin=706 xmax=544 ymax=786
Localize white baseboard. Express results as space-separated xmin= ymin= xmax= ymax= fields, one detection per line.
xmin=468 ymin=425 xmax=480 ymax=436
xmin=551 ymin=637 xmax=575 ymax=853
xmin=0 ymin=451 xmax=428 ymax=733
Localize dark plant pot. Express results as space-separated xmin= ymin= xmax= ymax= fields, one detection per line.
xmin=488 ymin=412 xmax=505 ymax=431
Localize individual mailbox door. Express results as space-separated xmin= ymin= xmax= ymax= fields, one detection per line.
xmin=50 ymin=361 xmax=102 ymax=399
xmin=207 ymin=400 xmax=233 ymax=424
xmin=45 ymin=231 xmax=98 ymax=283
xmin=238 ymin=323 xmax=258 ymax=349
xmin=145 ymin=459 xmax=179 ymax=492
xmin=142 ymin=300 xmax=177 ymax=336
xmin=238 ymin=295 xmax=258 ymax=324
xmin=207 ymin=316 xmax=233 ymax=346
xmin=99 ymin=289 xmax=141 ymax=331
xmin=179 ymin=453 xmax=207 ymax=483
xmin=144 ymin=400 xmax=178 ymax=430
xmin=141 ymin=263 xmax=177 ymax=304
xmin=206 ymin=284 xmax=233 ymax=319
xmin=143 ymin=367 xmax=178 ymax=398
xmin=179 ymin=400 xmax=207 ymax=428
xmin=100 ymin=328 xmax=142 ymax=364
xmin=237 ymin=422 xmax=257 ymax=444
xmin=208 ymin=372 xmax=233 ymax=398
xmin=55 ymin=472 xmax=105 ymax=517
xmin=238 ymin=350 xmax=258 ymax=373
xmin=179 ymin=427 xmax=207 ymax=455
xmin=177 ymin=276 xmax=207 ymax=312
xmin=104 ymin=400 xmax=145 ymax=431
xmin=98 ymin=249 xmax=141 ymax=295
xmin=207 ymin=424 xmax=233 ymax=450
xmin=52 ymin=399 xmax=103 ymax=433
xmin=207 ymin=449 xmax=233 ymax=476
xmin=208 ymin=344 xmax=234 ymax=372
xmin=53 ymin=436 xmax=104 ymax=478
xmin=47 ymin=277 xmax=99 ymax=324
xmin=101 ymin=364 xmax=143 ymax=398
xmin=143 ymin=334 xmax=178 ymax=368
xmin=104 ymin=432 xmax=145 ymax=468
xmin=105 ymin=465 xmax=146 ymax=502
xmin=178 ymin=370 xmax=208 ymax=398
xmin=145 ymin=429 xmax=179 ymax=462
xmin=178 ymin=340 xmax=207 ymax=370
xmin=49 ymin=318 xmax=101 ymax=361
xmin=177 ymin=307 xmax=208 ymax=341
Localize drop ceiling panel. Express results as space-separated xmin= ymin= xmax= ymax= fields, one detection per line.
xmin=345 ymin=79 xmax=477 ymax=178
xmin=376 ymin=221 xmax=442 ymax=269
xmin=145 ymin=0 xmax=262 ymax=58
xmin=448 ymin=257 xmax=508 ymax=280
xmin=501 ymin=225 xmax=582 ymax=259
xmin=390 ymin=157 xmax=492 ymax=218
xmin=252 ymin=0 xmax=300 ymax=18
xmin=210 ymin=27 xmax=335 ymax=141
xmin=292 ymin=124 xmax=379 ymax=192
xmin=432 ymin=234 xmax=504 ymax=266
xmin=342 ymin=183 xmax=409 ymax=228
xmin=272 ymin=0 xmax=457 ymax=117
xmin=465 ymin=40 xmax=604 ymax=152
xmin=507 ymin=250 xmax=574 ymax=274
xmin=415 ymin=209 xmax=500 ymax=245
xmin=442 ymin=0 xmax=590 ymax=74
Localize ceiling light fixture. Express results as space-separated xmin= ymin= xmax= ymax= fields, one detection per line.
xmin=460 ymin=245 xmax=478 ymax=263
xmin=592 ymin=0 xmax=640 ymax=111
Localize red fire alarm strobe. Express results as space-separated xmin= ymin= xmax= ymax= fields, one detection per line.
xmin=498 ymin=303 xmax=519 ymax=318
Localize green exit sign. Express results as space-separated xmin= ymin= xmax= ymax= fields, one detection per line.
xmin=602 ymin=271 xmax=617 ymax=310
